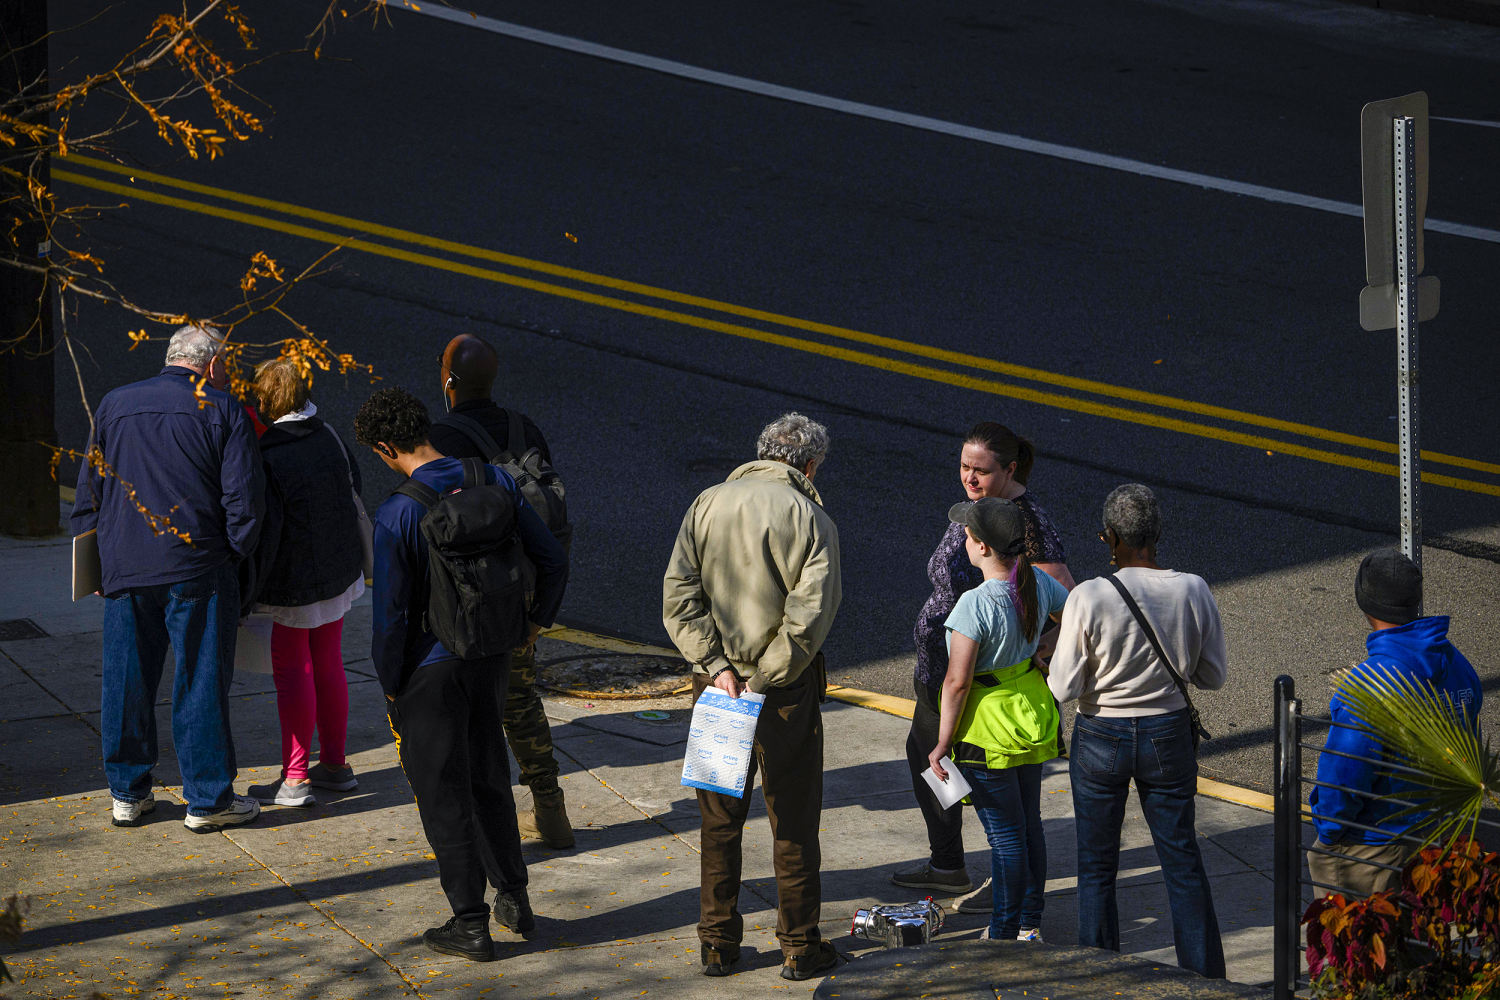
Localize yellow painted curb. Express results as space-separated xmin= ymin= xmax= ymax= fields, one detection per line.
xmin=825 ymin=685 xmax=917 ymax=720
xmin=540 ymin=625 xmax=681 ymax=660
xmin=1197 ymin=775 xmax=1275 ymax=814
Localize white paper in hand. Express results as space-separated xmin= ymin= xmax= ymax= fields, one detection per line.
xmin=921 ymin=757 xmax=972 ymax=809
xmin=681 ymin=687 xmax=766 ymax=798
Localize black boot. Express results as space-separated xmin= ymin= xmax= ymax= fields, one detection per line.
xmin=493 ymin=888 xmax=535 ymax=935
xmin=423 ymin=914 xmax=496 ymax=962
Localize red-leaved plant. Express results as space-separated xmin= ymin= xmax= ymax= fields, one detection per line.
xmin=1304 ymin=838 xmax=1500 ymax=999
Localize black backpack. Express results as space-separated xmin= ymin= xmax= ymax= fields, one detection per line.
xmin=436 ymin=409 xmax=571 ymax=554
xmin=395 ymin=458 xmax=533 ymax=659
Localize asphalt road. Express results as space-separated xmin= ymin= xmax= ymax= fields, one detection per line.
xmin=42 ymin=0 xmax=1500 ymax=791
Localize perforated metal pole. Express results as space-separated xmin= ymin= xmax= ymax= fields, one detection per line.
xmin=1393 ymin=116 xmax=1422 ymax=584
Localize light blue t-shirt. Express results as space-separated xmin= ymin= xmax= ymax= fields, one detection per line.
xmin=944 ymin=570 xmax=1070 ymax=674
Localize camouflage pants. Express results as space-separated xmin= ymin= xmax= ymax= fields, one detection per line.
xmin=505 ymin=641 xmax=561 ymax=798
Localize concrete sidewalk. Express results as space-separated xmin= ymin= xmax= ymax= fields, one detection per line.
xmin=0 ymin=520 xmax=1282 ymax=999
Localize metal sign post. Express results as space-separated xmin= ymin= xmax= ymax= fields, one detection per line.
xmin=1360 ymin=93 xmax=1435 ymax=590
xmin=1393 ymin=117 xmax=1422 ymax=575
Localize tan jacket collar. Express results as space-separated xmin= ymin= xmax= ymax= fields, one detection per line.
xmin=725 ymin=460 xmax=824 ymax=507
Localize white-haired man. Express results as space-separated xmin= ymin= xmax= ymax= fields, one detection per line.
xmin=663 ymin=412 xmax=843 ymax=982
xmin=71 ymin=326 xmax=265 ymax=832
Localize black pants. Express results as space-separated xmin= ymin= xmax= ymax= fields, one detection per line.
xmin=388 ymin=654 xmax=526 ymax=919
xmin=904 ymin=679 xmax=966 ymax=871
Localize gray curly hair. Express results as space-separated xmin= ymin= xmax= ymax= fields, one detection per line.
xmin=756 ymin=412 xmax=830 ymax=471
xmin=164 ymin=325 xmax=225 ymax=370
xmin=1102 ymin=483 xmax=1161 ymax=549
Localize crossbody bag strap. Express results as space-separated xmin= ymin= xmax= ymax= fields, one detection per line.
xmin=320 ymin=422 xmax=357 ymax=488
xmin=440 ymin=412 xmax=507 ymax=465
xmin=1105 ymin=574 xmax=1197 ymax=709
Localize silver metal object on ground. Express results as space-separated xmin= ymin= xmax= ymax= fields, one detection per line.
xmin=850 ymin=898 xmax=945 ymax=949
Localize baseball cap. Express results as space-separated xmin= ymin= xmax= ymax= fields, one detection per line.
xmin=948 ymin=497 xmax=1027 ymax=556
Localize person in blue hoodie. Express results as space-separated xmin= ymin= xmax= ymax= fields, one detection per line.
xmin=1307 ymin=548 xmax=1481 ymax=897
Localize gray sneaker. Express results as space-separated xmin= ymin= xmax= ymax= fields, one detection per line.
xmin=889 ymin=861 xmax=973 ymax=895
xmin=307 ymin=762 xmax=357 ymax=792
xmin=111 ymin=792 xmax=156 ymax=828
xmin=956 ymin=878 xmax=993 ymax=913
xmin=184 ymin=795 xmax=261 ymax=833
xmin=247 ymin=778 xmax=315 ymax=807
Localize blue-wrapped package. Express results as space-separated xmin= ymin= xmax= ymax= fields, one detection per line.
xmin=680 ymin=687 xmax=766 ymax=797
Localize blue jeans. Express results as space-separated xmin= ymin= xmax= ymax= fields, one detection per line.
xmin=101 ymin=562 xmax=239 ymax=815
xmin=1069 ymin=710 xmax=1225 ymax=979
xmin=957 ymin=762 xmax=1045 ymax=940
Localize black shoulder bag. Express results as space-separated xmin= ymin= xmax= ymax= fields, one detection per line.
xmin=1105 ymin=575 xmax=1212 ymax=750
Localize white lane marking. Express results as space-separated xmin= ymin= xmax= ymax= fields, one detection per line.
xmin=1435 ymin=116 xmax=1500 ymax=130
xmin=388 ymin=2 xmax=1500 ymax=246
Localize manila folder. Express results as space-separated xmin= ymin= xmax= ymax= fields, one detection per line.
xmin=72 ymin=530 xmax=101 ymax=601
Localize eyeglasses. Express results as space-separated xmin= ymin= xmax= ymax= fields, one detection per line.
xmin=1098 ymin=531 xmax=1111 ymax=545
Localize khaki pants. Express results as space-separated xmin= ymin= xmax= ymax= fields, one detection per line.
xmin=693 ymin=662 xmax=825 ymax=960
xmin=1308 ymin=839 xmax=1412 ymax=898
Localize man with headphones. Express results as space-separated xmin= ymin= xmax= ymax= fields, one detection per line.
xmin=428 ymin=334 xmax=575 ymax=850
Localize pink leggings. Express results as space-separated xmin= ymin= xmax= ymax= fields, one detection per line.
xmin=270 ymin=619 xmax=349 ymax=782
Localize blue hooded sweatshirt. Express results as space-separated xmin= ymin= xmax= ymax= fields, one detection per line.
xmin=1309 ymin=616 xmax=1481 ymax=845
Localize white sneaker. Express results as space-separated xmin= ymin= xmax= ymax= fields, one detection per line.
xmin=247 ymin=778 xmax=315 ymax=807
xmin=184 ymin=794 xmax=261 ymax=832
xmin=111 ymin=793 xmax=156 ymax=828
xmin=1016 ymin=927 xmax=1043 ymax=942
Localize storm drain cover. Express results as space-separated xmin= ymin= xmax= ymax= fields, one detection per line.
xmin=0 ymin=618 xmax=48 ymax=641
xmin=538 ymin=653 xmax=687 ymax=699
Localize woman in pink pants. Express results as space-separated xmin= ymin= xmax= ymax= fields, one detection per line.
xmin=246 ymin=360 xmax=366 ymax=806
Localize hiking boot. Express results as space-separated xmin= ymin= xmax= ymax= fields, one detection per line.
xmin=493 ymin=888 xmax=535 ymax=936
xmin=183 ymin=795 xmax=260 ymax=833
xmin=1016 ymin=927 xmax=1044 ymax=942
xmin=422 ymin=915 xmax=495 ymax=962
xmin=890 ymin=861 xmax=973 ymax=895
xmin=517 ymin=790 xmax=575 ymax=849
xmin=247 ymin=778 xmax=315 ymax=807
xmin=781 ymin=941 xmax=840 ymax=981
xmin=701 ymin=942 xmax=740 ymax=977
xmin=956 ymin=878 xmax=993 ymax=914
xmin=307 ymin=762 xmax=358 ymax=792
xmin=111 ymin=793 xmax=155 ymax=828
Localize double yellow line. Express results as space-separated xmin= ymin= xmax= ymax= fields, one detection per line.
xmin=52 ymin=153 xmax=1500 ymax=498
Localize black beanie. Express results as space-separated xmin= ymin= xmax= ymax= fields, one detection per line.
xmin=1355 ymin=548 xmax=1422 ymax=625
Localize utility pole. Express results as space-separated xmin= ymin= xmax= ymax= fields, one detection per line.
xmin=0 ymin=0 xmax=59 ymax=536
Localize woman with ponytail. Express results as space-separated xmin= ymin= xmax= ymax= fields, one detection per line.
xmin=896 ymin=422 xmax=1073 ymax=911
xmin=927 ymin=498 xmax=1069 ymax=942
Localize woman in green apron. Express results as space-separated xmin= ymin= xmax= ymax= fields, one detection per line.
xmin=928 ymin=497 xmax=1069 ymax=942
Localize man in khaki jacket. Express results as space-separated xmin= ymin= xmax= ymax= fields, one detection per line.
xmin=663 ymin=413 xmax=843 ymax=982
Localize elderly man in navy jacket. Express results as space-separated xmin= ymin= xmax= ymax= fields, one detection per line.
xmin=70 ymin=326 xmax=265 ymax=833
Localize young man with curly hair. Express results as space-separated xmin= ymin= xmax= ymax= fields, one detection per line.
xmin=353 ymin=387 xmax=568 ymax=962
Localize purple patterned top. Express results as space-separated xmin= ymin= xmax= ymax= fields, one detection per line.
xmin=912 ymin=490 xmax=1068 ymax=690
